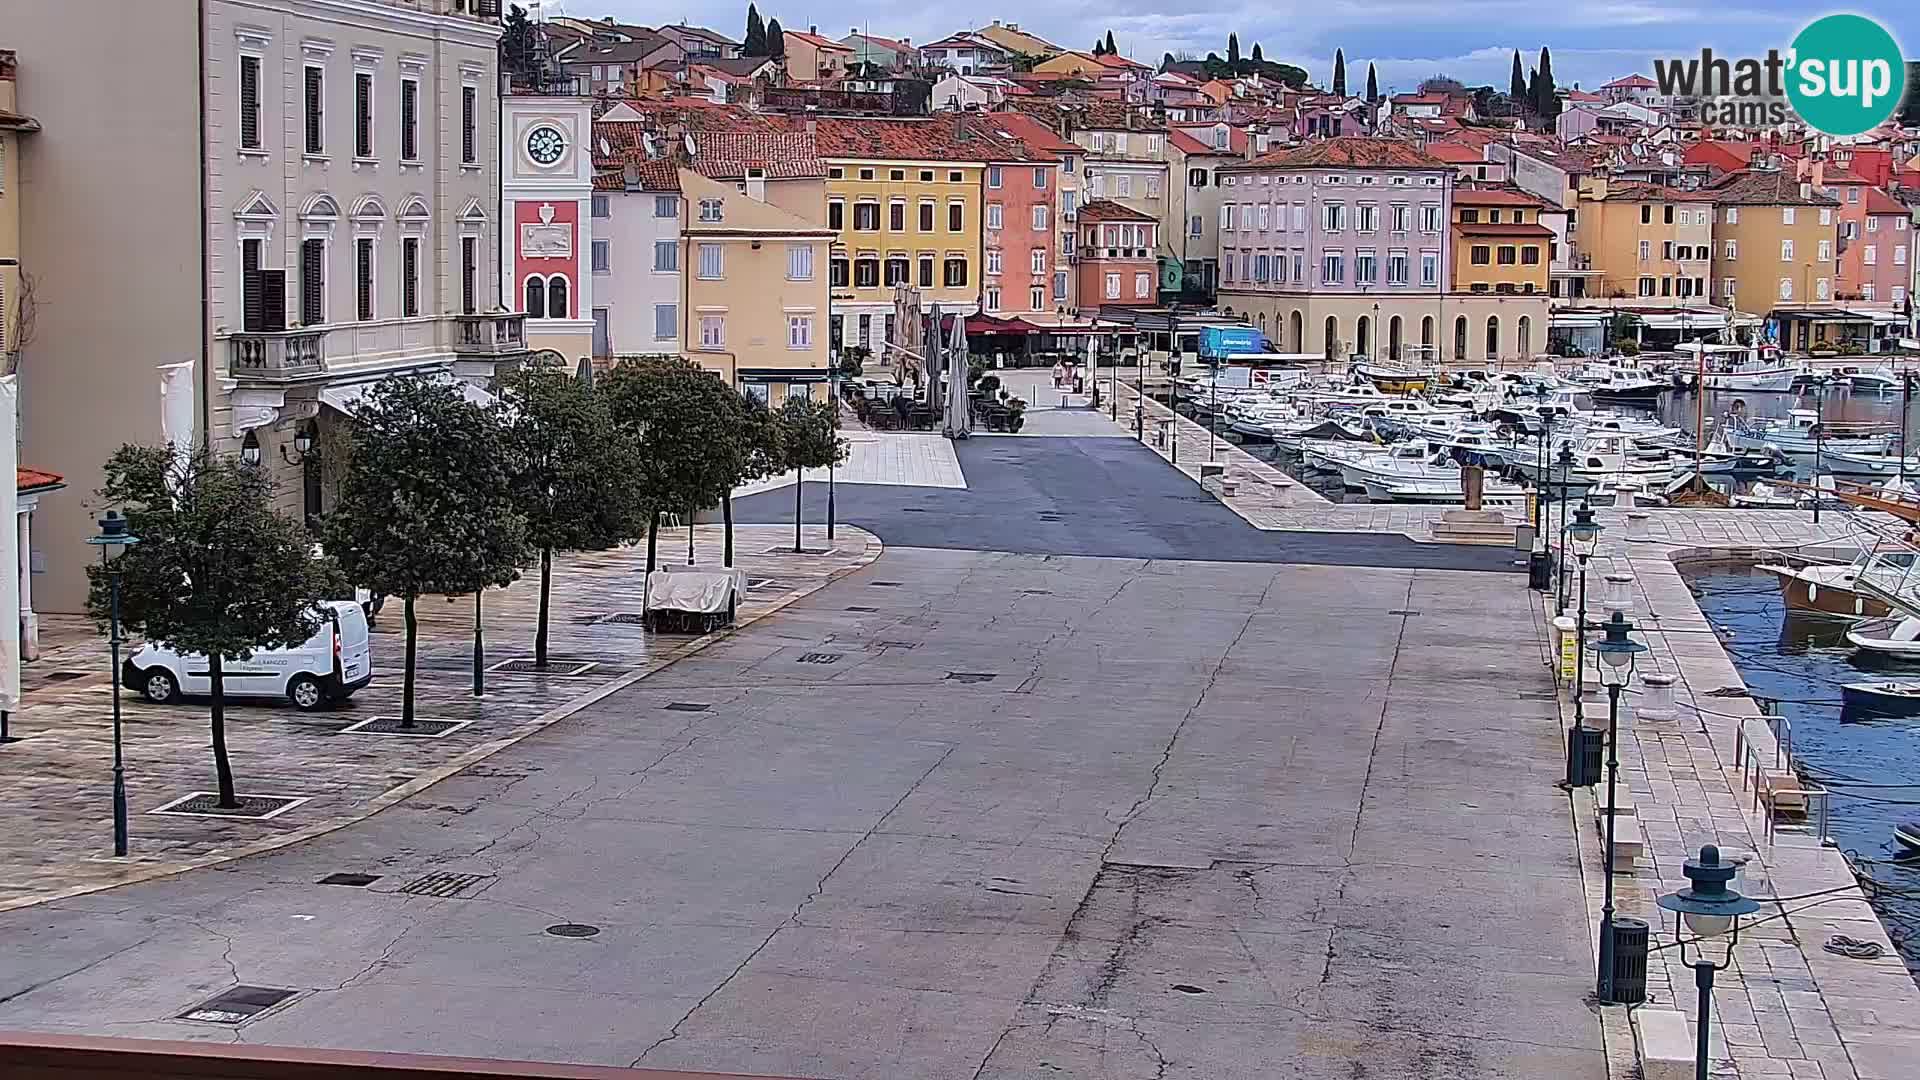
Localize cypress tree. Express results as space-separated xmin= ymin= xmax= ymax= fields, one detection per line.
xmin=1366 ymin=63 xmax=1378 ymax=103
xmin=1332 ymin=49 xmax=1346 ymax=96
xmin=1536 ymin=47 xmax=1560 ymax=121
xmin=1228 ymin=34 xmax=1240 ymax=67
xmin=1104 ymin=30 xmax=1117 ymax=55
xmin=743 ymin=4 xmax=766 ymax=56
xmin=1509 ymin=51 xmax=1527 ymax=104
xmin=766 ymin=17 xmax=786 ymax=60
xmin=1251 ymin=42 xmax=1263 ymax=63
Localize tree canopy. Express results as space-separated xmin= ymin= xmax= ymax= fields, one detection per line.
xmin=1332 ymin=49 xmax=1346 ymax=96
xmin=1534 ymin=47 xmax=1561 ymax=122
xmin=1366 ymin=63 xmax=1379 ymax=103
xmin=1250 ymin=42 xmax=1263 ymax=63
xmin=1104 ymin=30 xmax=1117 ymax=55
xmin=1510 ymin=51 xmax=1528 ymax=104
xmin=92 ymin=444 xmax=335 ymax=805
xmin=743 ymin=4 xmax=767 ymax=56
xmin=765 ymin=17 xmax=786 ymax=60
xmin=1227 ymin=34 xmax=1240 ymax=66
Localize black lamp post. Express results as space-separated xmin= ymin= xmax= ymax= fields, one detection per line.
xmin=1593 ymin=610 xmax=1646 ymax=1004
xmin=1555 ymin=444 xmax=1576 ymax=614
xmin=827 ymin=355 xmax=838 ymax=541
xmin=1657 ymin=845 xmax=1762 ymax=1080
xmin=1568 ymin=501 xmax=1602 ymax=725
xmin=86 ymin=510 xmax=140 ymax=857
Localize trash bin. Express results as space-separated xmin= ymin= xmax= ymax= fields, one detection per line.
xmin=1529 ymin=550 xmax=1554 ymax=591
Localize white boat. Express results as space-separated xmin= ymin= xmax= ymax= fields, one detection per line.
xmin=1838 ymin=365 xmax=1901 ymax=392
xmin=1360 ymin=457 xmax=1529 ymax=504
xmin=1846 ymin=615 xmax=1920 ymax=660
xmin=1511 ymin=434 xmax=1678 ymax=486
xmin=1323 ymin=442 xmax=1435 ymax=488
xmin=1724 ymin=409 xmax=1896 ymax=456
xmin=1680 ymin=342 xmax=1797 ymax=393
xmin=1823 ymin=449 xmax=1920 ymax=477
xmin=1731 ymin=481 xmax=1802 ymax=509
xmin=1578 ymin=364 xmax=1669 ymax=400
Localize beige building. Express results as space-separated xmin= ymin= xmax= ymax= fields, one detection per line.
xmin=1704 ymin=169 xmax=1841 ymax=348
xmin=8 ymin=0 xmax=519 ymax=614
xmin=677 ymin=145 xmax=834 ymax=404
xmin=1572 ymin=178 xmax=1715 ymax=307
xmin=1 ymin=50 xmax=35 ymax=375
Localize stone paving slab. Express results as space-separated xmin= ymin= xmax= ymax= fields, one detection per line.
xmin=1109 ymin=378 xmax=1333 ymax=515
xmin=0 ymin=525 xmax=879 ymax=912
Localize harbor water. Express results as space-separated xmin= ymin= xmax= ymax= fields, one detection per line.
xmin=1687 ymin=564 xmax=1920 ymax=977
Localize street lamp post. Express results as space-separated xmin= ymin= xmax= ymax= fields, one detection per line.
xmin=1593 ymin=610 xmax=1647 ymax=1004
xmin=1812 ymin=391 xmax=1824 ymax=525
xmin=1555 ymin=445 xmax=1576 ymax=614
xmin=86 ymin=510 xmax=140 ymax=858
xmin=827 ymin=357 xmax=839 ymax=541
xmin=1657 ymin=846 xmax=1763 ymax=1080
xmin=1568 ymin=502 xmax=1603 ymax=727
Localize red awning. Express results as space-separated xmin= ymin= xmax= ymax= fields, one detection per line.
xmin=964 ymin=314 xmax=1044 ymax=335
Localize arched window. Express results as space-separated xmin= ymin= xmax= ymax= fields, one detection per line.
xmin=1388 ymin=315 xmax=1403 ymax=362
xmin=525 ymin=276 xmax=547 ymax=319
xmin=1518 ymin=315 xmax=1532 ymax=358
xmin=1258 ymin=312 xmax=1267 ymax=334
xmin=1421 ymin=315 xmax=1435 ymax=349
xmin=1485 ymin=315 xmax=1501 ymax=359
xmin=1355 ymin=315 xmax=1371 ymax=360
xmin=1453 ymin=315 xmax=1468 ymax=361
xmin=547 ymin=275 xmax=569 ymax=319
xmin=1289 ymin=310 xmax=1304 ymax=352
xmin=1323 ymin=315 xmax=1339 ymax=361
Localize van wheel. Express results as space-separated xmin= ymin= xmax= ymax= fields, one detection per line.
xmin=288 ymin=674 xmax=328 ymax=712
xmin=141 ymin=669 xmax=180 ymax=705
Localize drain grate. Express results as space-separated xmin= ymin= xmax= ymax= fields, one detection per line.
xmin=844 ymin=605 xmax=879 ymax=613
xmin=488 ymin=658 xmax=599 ymax=676
xmin=341 ymin=717 xmax=472 ymax=739
xmin=869 ymin=581 xmax=903 ymax=587
xmin=874 ymin=640 xmax=919 ymax=650
xmin=317 ymin=872 xmax=381 ymax=887
xmin=545 ymin=923 xmax=601 ymax=938
xmin=178 ymin=985 xmax=298 ymax=1025
xmin=1022 ymin=589 xmax=1053 ymax=596
xmin=150 ymin=792 xmax=310 ymax=820
xmin=398 ymin=871 xmax=493 ymax=898
xmin=597 ymin=613 xmax=650 ymax=626
xmin=946 ymin=672 xmax=998 ymax=684
xmin=665 ymin=702 xmax=711 ymax=712
xmin=1171 ymin=984 xmax=1208 ymax=995
xmin=901 ymin=507 xmax=928 ymax=513
xmin=1387 ymin=609 xmax=1422 ymax=616
xmin=746 ymin=578 xmax=779 ymax=590
xmin=798 ymin=652 xmax=842 ymax=665
xmin=42 ymin=670 xmax=90 ymax=683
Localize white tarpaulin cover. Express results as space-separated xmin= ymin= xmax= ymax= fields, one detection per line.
xmin=321 ymin=375 xmax=496 ymax=415
xmin=0 ymin=375 xmax=18 ymax=714
xmin=645 ymin=569 xmax=740 ymax=614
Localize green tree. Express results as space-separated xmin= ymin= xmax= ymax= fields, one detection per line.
xmin=1251 ymin=42 xmax=1263 ymax=63
xmin=1510 ymin=50 xmax=1527 ymax=104
xmin=325 ymin=377 xmax=526 ymax=726
xmin=772 ymin=395 xmax=849 ymax=553
xmin=1535 ymin=47 xmax=1560 ymax=122
xmin=1104 ymin=30 xmax=1117 ymax=56
xmin=1366 ymin=63 xmax=1379 ymax=103
xmin=499 ymin=4 xmax=538 ymax=85
xmin=743 ymin=4 xmax=767 ymax=56
xmin=91 ymin=446 xmax=333 ymax=808
xmin=766 ymin=17 xmax=786 ymax=60
xmin=499 ymin=365 xmax=643 ymax=671
xmin=1093 ymin=39 xmax=1105 ymax=56
xmin=603 ymin=358 xmax=728 ymax=572
xmin=1227 ymin=34 xmax=1240 ymax=67
xmin=1161 ymin=52 xmax=1174 ymax=71
xmin=1332 ymin=49 xmax=1346 ymax=96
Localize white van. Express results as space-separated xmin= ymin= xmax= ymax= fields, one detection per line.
xmin=122 ymin=600 xmax=373 ymax=711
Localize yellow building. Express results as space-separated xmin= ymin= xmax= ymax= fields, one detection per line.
xmin=1450 ymin=188 xmax=1553 ymax=296
xmin=0 ymin=50 xmax=37 ymax=370
xmin=809 ymin=116 xmax=1014 ymax=355
xmin=1703 ymin=168 xmax=1840 ymax=348
xmin=1572 ymin=177 xmax=1715 ymax=307
xmin=678 ymin=166 xmax=834 ymax=405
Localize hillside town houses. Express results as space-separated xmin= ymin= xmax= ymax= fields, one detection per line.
xmin=4 ymin=0 xmax=1920 ymax=626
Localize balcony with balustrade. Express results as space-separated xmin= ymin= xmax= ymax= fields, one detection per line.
xmin=228 ymin=328 xmax=328 ymax=385
xmin=452 ymin=312 xmax=528 ymax=358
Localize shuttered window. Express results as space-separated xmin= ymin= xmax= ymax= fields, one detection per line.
xmin=356 ymin=238 xmax=374 ymax=320
xmin=239 ymin=55 xmax=261 ymax=149
xmin=461 ymin=236 xmax=477 ymax=314
xmin=461 ymin=86 xmax=476 ymax=164
xmin=402 ymin=238 xmax=420 ymax=317
xmin=354 ymin=73 xmax=373 ymax=158
xmin=400 ymin=79 xmax=418 ymax=160
xmin=301 ymin=240 xmax=325 ymax=325
xmin=242 ymin=239 xmax=265 ymax=332
xmin=304 ymin=66 xmax=324 ymax=154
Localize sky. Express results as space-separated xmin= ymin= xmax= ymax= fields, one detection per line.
xmin=534 ymin=0 xmax=1918 ymax=97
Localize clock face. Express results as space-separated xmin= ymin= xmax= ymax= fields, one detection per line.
xmin=526 ymin=125 xmax=566 ymax=166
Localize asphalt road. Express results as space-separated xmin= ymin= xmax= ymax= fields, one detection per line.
xmin=736 ymin=434 xmax=1524 ymax=572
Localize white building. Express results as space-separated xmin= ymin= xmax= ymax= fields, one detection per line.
xmin=502 ymin=93 xmax=597 ymax=362
xmin=590 ymin=158 xmax=683 ymax=359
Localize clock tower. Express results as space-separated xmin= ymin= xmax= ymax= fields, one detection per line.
xmin=502 ymin=93 xmax=594 ymax=363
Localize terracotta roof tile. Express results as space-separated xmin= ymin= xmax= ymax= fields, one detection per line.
xmin=590 ymin=158 xmax=681 ymax=191
xmin=784 ymin=29 xmax=852 ymax=50
xmin=690 ymin=131 xmax=825 ymax=179
xmin=985 ymin=110 xmax=1076 ymax=157
xmin=801 ymin=115 xmax=1031 ymax=162
xmin=1229 ymin=137 xmax=1447 ymax=171
xmin=1704 ymin=168 xmax=1839 ymax=207
xmin=1423 ymin=141 xmax=1484 ymax=164
xmin=17 ymin=467 xmax=63 ymax=492
xmin=1865 ymin=187 xmax=1909 ymax=215
xmin=1598 ymin=180 xmax=1715 ymax=202
xmin=1603 ymin=74 xmax=1656 ymax=88
xmin=1456 ymin=221 xmax=1556 ymax=237
xmin=1076 ymin=198 xmax=1157 ymax=223
xmin=1452 ymin=185 xmax=1553 ymax=208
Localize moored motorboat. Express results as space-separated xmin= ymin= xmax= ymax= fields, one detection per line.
xmin=1840 ymin=680 xmax=1920 ymax=718
xmin=1895 ymin=820 xmax=1920 ymax=854
xmin=1822 ymin=449 xmax=1920 ymax=477
xmin=1759 ymin=559 xmax=1893 ymax=619
xmin=1846 ymin=615 xmax=1920 ymax=660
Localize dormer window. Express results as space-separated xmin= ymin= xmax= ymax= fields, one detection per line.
xmin=699 ymin=199 xmax=723 ymax=222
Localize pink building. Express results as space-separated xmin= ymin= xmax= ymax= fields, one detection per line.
xmin=981 ymin=155 xmax=1062 ymax=315
xmin=1849 ymin=187 xmax=1912 ymax=309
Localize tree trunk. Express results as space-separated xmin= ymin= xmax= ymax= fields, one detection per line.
xmin=722 ymin=491 xmax=734 ymax=567
xmin=402 ymin=595 xmax=418 ymax=728
xmin=794 ymin=470 xmax=804 ymax=553
xmin=687 ymin=506 xmax=696 ymax=564
xmin=209 ymin=653 xmax=237 ymax=808
xmin=534 ymin=545 xmax=552 ymax=670
xmin=646 ymin=511 xmax=659 ymax=573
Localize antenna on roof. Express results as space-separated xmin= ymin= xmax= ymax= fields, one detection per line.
xmin=598 ymin=137 xmax=610 ymax=156
xmin=684 ymin=132 xmax=696 ymax=158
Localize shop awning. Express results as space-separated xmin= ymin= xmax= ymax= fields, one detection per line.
xmin=320 ymin=375 xmax=497 ymax=415
xmin=1549 ymin=312 xmax=1613 ymax=328
xmin=964 ymin=314 xmax=1044 ymax=335
xmin=1633 ymin=311 xmax=1728 ymax=331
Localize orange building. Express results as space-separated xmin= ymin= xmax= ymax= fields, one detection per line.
xmin=1074 ymin=200 xmax=1159 ymax=307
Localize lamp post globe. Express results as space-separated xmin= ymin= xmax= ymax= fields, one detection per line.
xmin=1658 ymin=845 xmax=1763 ymax=1080
xmin=86 ymin=510 xmax=141 ymax=858
xmin=1568 ymin=501 xmax=1602 ymax=561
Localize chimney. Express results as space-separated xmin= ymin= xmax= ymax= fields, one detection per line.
xmin=1812 ymin=159 xmax=1825 ymax=189
xmin=808 ymin=24 xmax=817 ymax=35
xmin=992 ymin=19 xmax=1002 ymax=26
xmin=805 ymin=103 xmax=818 ymax=139
xmin=902 ymin=36 xmax=910 ymax=45
xmin=1244 ymin=126 xmax=1259 ymax=160
xmin=746 ymin=166 xmax=767 ymax=201
xmin=623 ymin=161 xmax=640 ymax=187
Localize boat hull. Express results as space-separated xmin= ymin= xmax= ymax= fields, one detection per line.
xmin=1841 ymin=682 xmax=1920 ymax=718
xmin=1759 ymin=564 xmax=1890 ymax=619
xmin=1701 ymin=369 xmax=1798 ymax=392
